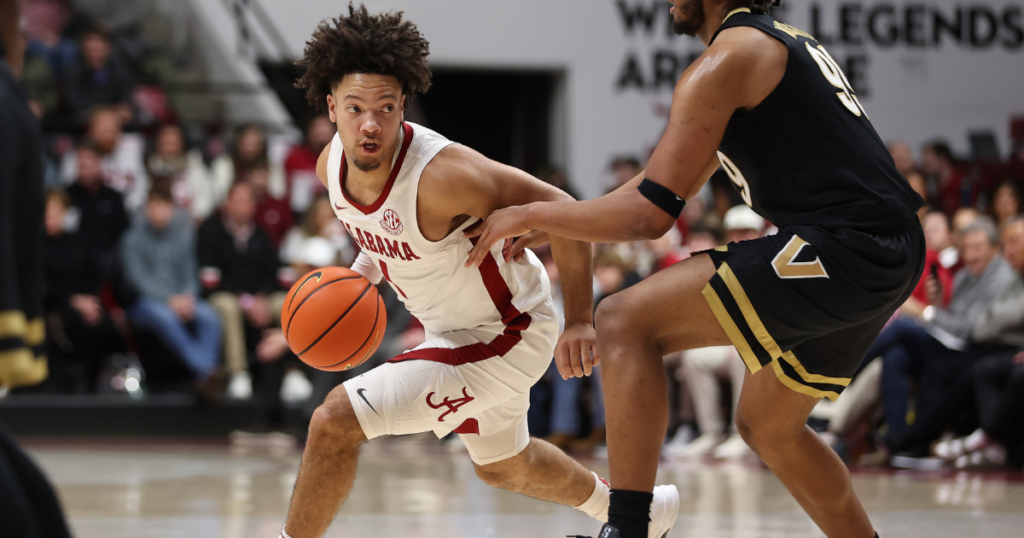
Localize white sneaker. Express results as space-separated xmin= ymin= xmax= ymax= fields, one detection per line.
xmin=664 ymin=433 xmax=722 ymax=458
xmin=649 ymin=484 xmax=680 ymax=538
xmin=963 ymin=428 xmax=992 ymax=453
xmin=712 ymin=433 xmax=753 ymax=460
xmin=935 ymin=437 xmax=965 ymax=461
xmin=227 ymin=371 xmax=253 ymax=400
xmin=280 ymin=370 xmax=314 ymax=403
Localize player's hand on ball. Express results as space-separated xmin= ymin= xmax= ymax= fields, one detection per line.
xmin=555 ymin=322 xmax=599 ymax=379
xmin=464 ymin=204 xmax=535 ymax=267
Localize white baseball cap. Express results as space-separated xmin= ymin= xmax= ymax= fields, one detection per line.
xmin=723 ymin=205 xmax=765 ymax=232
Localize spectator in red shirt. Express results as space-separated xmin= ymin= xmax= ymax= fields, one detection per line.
xmin=246 ymin=162 xmax=293 ymax=249
xmin=922 ymin=141 xmax=965 ymax=215
xmin=284 ymin=115 xmax=335 ymax=216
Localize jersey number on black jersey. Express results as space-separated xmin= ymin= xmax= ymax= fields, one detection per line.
xmin=717 ymin=41 xmax=869 ymax=209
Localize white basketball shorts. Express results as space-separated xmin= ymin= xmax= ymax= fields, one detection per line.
xmin=343 ymin=298 xmax=558 ymax=465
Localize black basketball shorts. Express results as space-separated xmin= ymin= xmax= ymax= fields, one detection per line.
xmin=701 ymin=220 xmax=925 ymax=401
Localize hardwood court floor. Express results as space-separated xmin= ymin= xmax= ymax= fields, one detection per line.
xmin=26 ymin=437 xmax=1024 ymax=538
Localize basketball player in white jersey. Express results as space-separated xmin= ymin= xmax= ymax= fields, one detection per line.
xmin=278 ymin=6 xmax=678 ymax=538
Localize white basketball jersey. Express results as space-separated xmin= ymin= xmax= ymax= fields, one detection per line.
xmin=327 ymin=122 xmax=551 ymax=335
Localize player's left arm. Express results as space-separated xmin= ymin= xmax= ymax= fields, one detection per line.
xmin=464 ymin=27 xmax=785 ymax=266
xmin=422 ymin=146 xmax=597 ymax=378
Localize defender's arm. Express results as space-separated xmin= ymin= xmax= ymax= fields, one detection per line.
xmin=465 ymin=28 xmax=784 ymax=265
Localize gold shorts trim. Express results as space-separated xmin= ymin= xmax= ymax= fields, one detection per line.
xmin=702 ymin=263 xmax=849 ymax=402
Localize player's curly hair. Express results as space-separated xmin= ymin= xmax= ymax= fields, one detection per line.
xmin=295 ymin=3 xmax=432 ymax=114
xmin=750 ymin=0 xmax=781 ymax=14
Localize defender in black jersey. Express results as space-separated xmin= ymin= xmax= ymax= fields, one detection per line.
xmin=467 ymin=1 xmax=921 ymax=538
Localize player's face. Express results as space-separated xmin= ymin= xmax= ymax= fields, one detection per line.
xmin=669 ymin=0 xmax=706 ymax=36
xmin=328 ymin=74 xmax=405 ymax=173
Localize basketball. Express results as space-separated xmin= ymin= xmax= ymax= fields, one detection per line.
xmin=281 ymin=267 xmax=387 ymax=371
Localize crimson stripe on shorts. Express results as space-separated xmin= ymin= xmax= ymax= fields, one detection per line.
xmin=389 ymin=243 xmax=531 ymax=366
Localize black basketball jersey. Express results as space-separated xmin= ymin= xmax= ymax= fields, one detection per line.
xmin=711 ymin=9 xmax=923 ymax=231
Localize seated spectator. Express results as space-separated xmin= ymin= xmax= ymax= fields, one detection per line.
xmin=921 ymin=141 xmax=965 ymax=215
xmin=644 ymin=227 xmax=687 ymax=275
xmin=60 ymin=106 xmax=148 ymax=212
xmin=722 ymin=205 xmax=764 ymax=243
xmin=247 ymin=163 xmax=293 ymax=249
xmin=904 ymin=168 xmax=930 ymax=220
xmin=888 ymin=217 xmax=1024 ymax=467
xmin=146 ymin=123 xmax=216 ymax=221
xmin=989 ymin=179 xmax=1022 ymax=229
xmin=62 ymin=25 xmax=134 ymax=125
xmin=887 ymin=140 xmax=915 ymax=176
xmin=284 ymin=115 xmax=334 ymax=216
xmin=280 ymin=195 xmax=353 ymax=269
xmin=198 ymin=182 xmax=286 ymax=400
xmin=23 ymin=0 xmax=77 ymax=78
xmin=864 ymin=218 xmax=1015 ymax=448
xmin=21 ymin=47 xmax=57 ymax=120
xmin=121 ymin=188 xmax=222 ymax=387
xmin=65 ymin=143 xmax=129 ymax=274
xmin=211 ymin=124 xmax=285 ymax=210
xmin=923 ymin=211 xmax=959 ymax=272
xmin=607 ymin=156 xmax=642 ymax=192
xmin=43 ymin=189 xmax=124 ymax=392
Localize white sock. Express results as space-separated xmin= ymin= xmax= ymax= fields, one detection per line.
xmin=575 ymin=471 xmax=610 ymax=522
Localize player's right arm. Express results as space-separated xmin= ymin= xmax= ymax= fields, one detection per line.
xmin=315 ymin=137 xmax=384 ymax=284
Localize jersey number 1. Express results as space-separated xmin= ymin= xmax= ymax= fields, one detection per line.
xmin=805 ymin=42 xmax=868 ymax=118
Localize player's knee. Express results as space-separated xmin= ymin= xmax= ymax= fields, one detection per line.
xmin=735 ymin=404 xmax=799 ymax=453
xmin=309 ymin=401 xmax=364 ymax=449
xmin=473 ymin=452 xmax=527 ymax=490
xmin=594 ymin=293 xmax=632 ymax=342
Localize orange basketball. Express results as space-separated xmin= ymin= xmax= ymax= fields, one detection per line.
xmin=281 ymin=267 xmax=386 ymax=371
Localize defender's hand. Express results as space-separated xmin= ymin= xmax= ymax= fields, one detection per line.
xmin=464 ymin=205 xmax=535 ymax=267
xmin=503 ymin=229 xmax=550 ymax=262
xmin=555 ymin=322 xmax=599 ymax=379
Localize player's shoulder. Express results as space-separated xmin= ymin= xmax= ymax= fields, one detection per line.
xmin=421 ymin=142 xmax=489 ymax=188
xmin=705 ymin=25 xmax=786 ymax=68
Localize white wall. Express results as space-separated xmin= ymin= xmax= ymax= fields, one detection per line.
xmin=261 ymin=0 xmax=1024 ymax=198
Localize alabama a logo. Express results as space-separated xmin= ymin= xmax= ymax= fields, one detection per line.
xmin=381 ymin=209 xmax=404 ymax=236
xmin=426 ymin=387 xmax=474 ymax=422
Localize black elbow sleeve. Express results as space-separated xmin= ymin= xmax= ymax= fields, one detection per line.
xmin=638 ymin=178 xmax=685 ymax=220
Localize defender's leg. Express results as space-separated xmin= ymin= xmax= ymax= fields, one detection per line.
xmin=736 ymin=366 xmax=873 ymax=538
xmin=284 ymin=386 xmax=366 ymax=538
xmin=595 ymin=254 xmax=728 ymax=494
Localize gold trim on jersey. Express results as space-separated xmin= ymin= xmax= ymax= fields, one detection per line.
xmin=714 ymin=245 xmax=729 ymax=252
xmin=702 ymin=283 xmax=763 ymax=375
xmin=723 ymin=7 xmax=751 ymax=22
xmin=774 ymin=21 xmax=816 ymax=41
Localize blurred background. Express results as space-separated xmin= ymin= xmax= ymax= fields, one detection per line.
xmin=2 ymin=1 xmax=1024 ymax=537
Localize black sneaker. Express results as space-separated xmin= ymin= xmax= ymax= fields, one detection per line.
xmin=568 ymin=524 xmax=623 ymax=538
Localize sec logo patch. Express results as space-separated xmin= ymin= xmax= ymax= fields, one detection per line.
xmin=381 ymin=209 xmax=404 ymax=236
